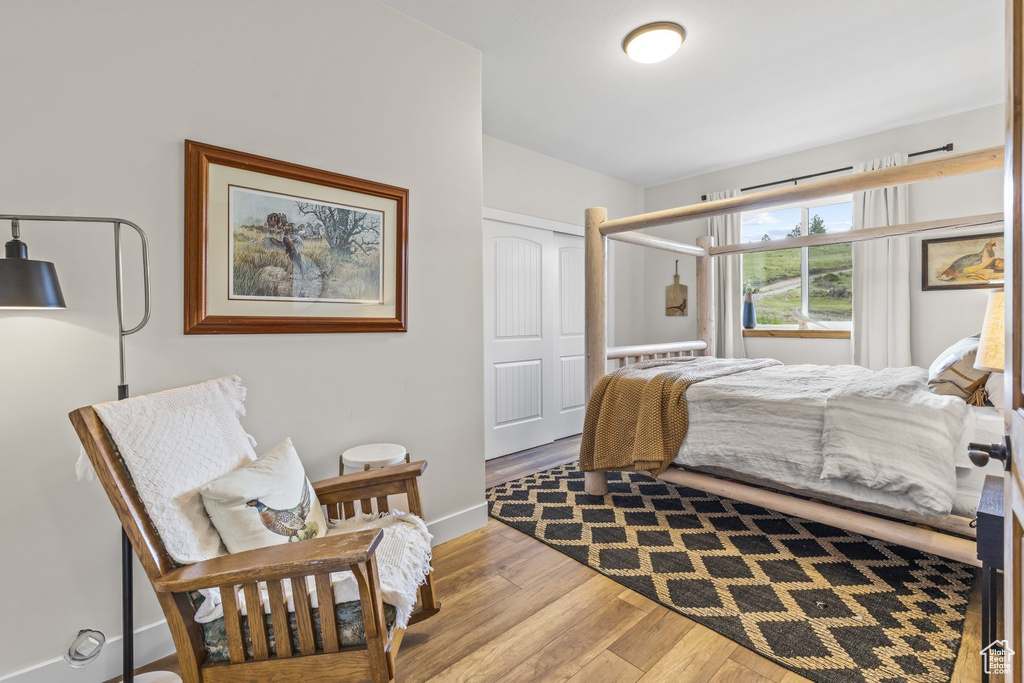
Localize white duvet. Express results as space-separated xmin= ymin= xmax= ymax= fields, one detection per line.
xmin=675 ymin=364 xmax=970 ymax=518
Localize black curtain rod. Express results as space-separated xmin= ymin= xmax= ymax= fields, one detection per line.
xmin=699 ymin=143 xmax=954 ymax=201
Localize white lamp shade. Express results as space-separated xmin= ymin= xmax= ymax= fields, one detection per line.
xmin=975 ymin=290 xmax=1005 ymax=372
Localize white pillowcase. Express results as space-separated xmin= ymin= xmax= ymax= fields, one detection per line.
xmin=201 ymin=438 xmax=328 ymax=554
xmin=928 ymin=334 xmax=988 ymax=401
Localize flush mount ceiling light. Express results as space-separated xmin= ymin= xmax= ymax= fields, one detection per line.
xmin=623 ymin=22 xmax=686 ymax=64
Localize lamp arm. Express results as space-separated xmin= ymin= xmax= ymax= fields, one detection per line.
xmin=0 ymin=213 xmax=152 ymax=388
xmin=0 ymin=213 xmax=159 ymax=683
xmin=115 ymin=219 xmax=152 ymax=337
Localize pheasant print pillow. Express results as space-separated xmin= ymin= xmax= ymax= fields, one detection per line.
xmin=200 ymin=438 xmax=328 ymax=554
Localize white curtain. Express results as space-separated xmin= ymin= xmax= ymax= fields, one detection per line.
xmin=708 ymin=190 xmax=746 ymax=358
xmin=852 ymin=154 xmax=912 ymax=369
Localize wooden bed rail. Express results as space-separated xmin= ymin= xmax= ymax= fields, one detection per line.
xmin=607 ymin=340 xmax=708 ymax=359
xmin=658 ymin=468 xmax=980 ymax=566
xmin=710 ymin=212 xmax=1004 ymax=257
xmin=607 ymin=341 xmax=708 ymax=367
xmin=607 ymin=231 xmax=706 ymax=257
xmin=598 ymin=145 xmax=1003 ymax=234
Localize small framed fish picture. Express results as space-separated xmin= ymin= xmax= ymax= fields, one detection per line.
xmin=184 ymin=140 xmax=408 ymax=333
xmin=921 ymin=231 xmax=1004 ymax=291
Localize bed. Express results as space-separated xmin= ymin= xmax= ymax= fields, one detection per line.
xmin=579 ymin=146 xmax=1008 ymax=565
xmin=676 ymin=364 xmax=1004 ymax=526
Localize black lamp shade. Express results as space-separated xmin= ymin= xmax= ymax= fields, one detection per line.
xmin=0 ymin=251 xmax=66 ymax=309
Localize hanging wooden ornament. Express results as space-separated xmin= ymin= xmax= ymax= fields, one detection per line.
xmin=666 ymin=260 xmax=688 ymax=316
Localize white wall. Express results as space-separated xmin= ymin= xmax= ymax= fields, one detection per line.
xmin=0 ymin=1 xmax=483 ymax=679
xmin=482 ymin=135 xmax=646 ymax=345
xmin=642 ymin=105 xmax=1004 ymax=366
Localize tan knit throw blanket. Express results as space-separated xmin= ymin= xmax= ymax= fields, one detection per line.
xmin=580 ymin=357 xmax=782 ymax=477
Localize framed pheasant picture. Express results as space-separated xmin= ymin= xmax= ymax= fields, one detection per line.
xmin=921 ymin=231 xmax=1004 ymax=291
xmin=184 ymin=140 xmax=409 ymax=334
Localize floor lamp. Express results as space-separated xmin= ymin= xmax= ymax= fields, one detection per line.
xmin=0 ymin=214 xmax=179 ymax=683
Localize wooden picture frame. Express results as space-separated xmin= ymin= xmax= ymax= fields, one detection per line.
xmin=184 ymin=140 xmax=408 ymax=334
xmin=921 ymin=231 xmax=1004 ymax=291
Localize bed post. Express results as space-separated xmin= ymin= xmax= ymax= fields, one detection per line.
xmin=696 ymin=235 xmax=715 ymax=356
xmin=584 ymin=206 xmax=610 ymax=496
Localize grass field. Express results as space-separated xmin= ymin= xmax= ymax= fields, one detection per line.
xmin=743 ymin=243 xmax=852 ymax=324
xmin=231 ymin=226 xmax=380 ymax=301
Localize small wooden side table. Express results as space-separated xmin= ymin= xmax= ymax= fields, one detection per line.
xmin=977 ymin=475 xmax=1005 ymax=683
xmin=340 ymin=443 xmax=411 ymax=512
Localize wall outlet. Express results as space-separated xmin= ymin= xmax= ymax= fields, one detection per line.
xmin=64 ymin=629 xmax=105 ymax=668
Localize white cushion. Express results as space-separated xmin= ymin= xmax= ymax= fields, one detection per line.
xmin=928 ymin=335 xmax=988 ymax=401
xmin=200 ymin=439 xmax=328 ymax=554
xmin=93 ymin=376 xmax=257 ymax=564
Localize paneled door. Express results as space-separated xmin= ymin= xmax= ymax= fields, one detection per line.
xmin=483 ymin=217 xmax=586 ymax=459
xmin=551 ymin=233 xmax=588 ymax=439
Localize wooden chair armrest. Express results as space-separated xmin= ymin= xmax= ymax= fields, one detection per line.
xmin=153 ymin=528 xmax=383 ymax=593
xmin=312 ymin=460 xmax=427 ymax=499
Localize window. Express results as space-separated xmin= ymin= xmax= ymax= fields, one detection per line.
xmin=740 ymin=197 xmax=853 ymax=327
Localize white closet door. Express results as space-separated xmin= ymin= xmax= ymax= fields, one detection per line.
xmin=483 ymin=219 xmax=585 ymax=459
xmin=551 ymin=233 xmax=587 ymax=439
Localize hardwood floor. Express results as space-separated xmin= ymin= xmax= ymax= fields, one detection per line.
xmin=485 ymin=434 xmax=582 ymax=489
xmin=125 ymin=436 xmax=988 ymax=682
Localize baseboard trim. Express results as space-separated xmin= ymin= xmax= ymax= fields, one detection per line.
xmin=426 ymin=501 xmax=488 ymax=545
xmin=0 ymin=619 xmax=175 ymax=683
xmin=3 ymin=503 xmax=487 ymax=682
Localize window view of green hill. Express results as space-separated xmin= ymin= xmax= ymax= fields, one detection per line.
xmin=741 ymin=209 xmax=853 ymax=325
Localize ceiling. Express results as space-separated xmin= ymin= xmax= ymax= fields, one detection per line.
xmin=378 ymin=0 xmax=1004 ymax=187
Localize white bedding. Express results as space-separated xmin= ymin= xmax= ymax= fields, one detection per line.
xmin=675 ymin=364 xmax=994 ymax=519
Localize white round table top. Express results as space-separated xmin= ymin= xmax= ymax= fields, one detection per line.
xmin=342 ymin=442 xmax=407 ymax=469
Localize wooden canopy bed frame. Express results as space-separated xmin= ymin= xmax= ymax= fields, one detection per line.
xmin=581 ymin=145 xmax=1007 ymax=568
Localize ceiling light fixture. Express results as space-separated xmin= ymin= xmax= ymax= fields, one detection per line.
xmin=623 ymin=22 xmax=685 ymax=64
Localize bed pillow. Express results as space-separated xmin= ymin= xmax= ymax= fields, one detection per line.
xmin=201 ymin=438 xmax=328 ymax=554
xmin=928 ymin=334 xmax=988 ymax=401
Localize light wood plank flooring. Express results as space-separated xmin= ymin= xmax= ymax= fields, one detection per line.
xmin=125 ymin=435 xmax=988 ymax=682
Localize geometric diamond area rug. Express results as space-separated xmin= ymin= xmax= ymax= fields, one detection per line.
xmin=486 ymin=463 xmax=975 ymax=683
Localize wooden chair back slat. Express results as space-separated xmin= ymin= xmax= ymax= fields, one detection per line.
xmin=290 ymin=577 xmax=317 ymax=655
xmin=266 ymin=580 xmax=292 ymax=659
xmin=315 ymin=574 xmax=340 ymax=652
xmin=220 ymin=585 xmax=246 ymax=664
xmin=360 ymin=498 xmax=373 ymax=515
xmin=243 ymin=582 xmax=269 ymax=661
xmin=376 ymin=496 xmax=390 ymax=513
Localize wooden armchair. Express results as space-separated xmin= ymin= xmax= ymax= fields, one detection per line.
xmin=70 ymin=406 xmax=440 ymax=683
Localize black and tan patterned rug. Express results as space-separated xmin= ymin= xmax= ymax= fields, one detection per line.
xmin=486 ymin=463 xmax=974 ymax=683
